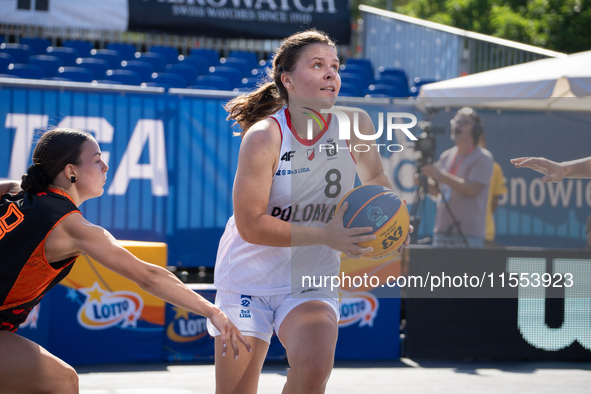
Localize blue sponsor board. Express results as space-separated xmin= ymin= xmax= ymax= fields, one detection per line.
xmin=335 ymin=287 xmax=401 ymax=360
xmin=163 ymin=284 xmax=286 ymax=362
xmin=17 ymin=284 xmax=164 ymax=365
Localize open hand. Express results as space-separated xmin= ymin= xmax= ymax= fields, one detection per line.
xmin=511 ymin=157 xmax=564 ymax=183
xmin=323 ymin=201 xmax=377 ymax=259
xmin=208 ymin=307 xmax=251 ymax=359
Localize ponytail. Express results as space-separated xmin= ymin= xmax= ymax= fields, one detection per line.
xmin=21 ymin=164 xmax=50 ymax=194
xmin=226 ymin=28 xmax=336 ymax=138
xmin=20 ymin=128 xmax=92 ymax=194
xmin=225 ymin=81 xmax=285 ymax=137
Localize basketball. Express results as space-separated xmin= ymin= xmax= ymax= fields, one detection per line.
xmin=336 ymin=185 xmax=410 ymax=259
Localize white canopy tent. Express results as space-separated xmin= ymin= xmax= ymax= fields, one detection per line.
xmin=418 ymin=50 xmax=591 ymax=111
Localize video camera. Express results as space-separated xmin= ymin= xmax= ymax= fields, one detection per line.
xmin=413 ymin=119 xmax=445 ymax=168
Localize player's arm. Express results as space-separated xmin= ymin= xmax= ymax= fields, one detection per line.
xmin=48 ymin=213 xmax=251 ymax=356
xmin=345 ymin=108 xmax=412 ymax=251
xmin=0 ymin=180 xmax=21 ymax=195
xmin=511 ymin=156 xmax=591 ymax=182
xmin=232 ymin=119 xmax=375 ymax=258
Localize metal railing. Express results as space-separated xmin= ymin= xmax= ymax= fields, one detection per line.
xmin=359 ymin=5 xmax=566 ymax=82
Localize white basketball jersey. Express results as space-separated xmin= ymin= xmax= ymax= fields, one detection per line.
xmin=214 ymin=107 xmax=357 ymax=296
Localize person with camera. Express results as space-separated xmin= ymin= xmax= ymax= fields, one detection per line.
xmin=417 ymin=107 xmax=493 ymax=248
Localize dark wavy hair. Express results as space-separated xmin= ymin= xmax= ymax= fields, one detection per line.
xmin=21 ymin=128 xmax=92 ymax=194
xmin=225 ymin=28 xmax=336 ymax=137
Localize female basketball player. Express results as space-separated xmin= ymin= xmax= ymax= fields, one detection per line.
xmin=0 ymin=128 xmax=250 ymax=394
xmin=208 ymin=29 xmax=412 ymax=394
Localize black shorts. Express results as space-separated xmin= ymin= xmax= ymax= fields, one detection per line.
xmin=0 ymin=305 xmax=34 ymax=333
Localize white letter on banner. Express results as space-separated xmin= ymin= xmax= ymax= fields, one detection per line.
xmin=293 ymin=0 xmax=313 ymax=12
xmin=108 ymin=120 xmax=169 ymax=196
xmin=254 ymin=0 xmax=278 ymax=9
xmin=315 ymin=0 xmax=336 ymax=13
xmin=387 ymin=113 xmax=417 ymax=141
xmin=231 ymin=0 xmax=254 ymax=7
xmin=4 ymin=114 xmax=48 ymax=180
xmin=321 ymin=107 xmax=350 ymax=140
xmin=508 ymin=257 xmax=591 ymax=351
xmin=57 ymin=116 xmax=114 ymax=168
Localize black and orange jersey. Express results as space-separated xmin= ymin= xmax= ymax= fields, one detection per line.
xmin=0 ymin=188 xmax=80 ymax=332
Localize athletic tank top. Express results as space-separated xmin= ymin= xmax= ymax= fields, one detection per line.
xmin=0 ymin=188 xmax=80 ymax=332
xmin=214 ymin=107 xmax=357 ymax=296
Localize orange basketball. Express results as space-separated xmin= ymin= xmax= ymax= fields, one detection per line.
xmin=336 ymin=185 xmax=409 ymax=259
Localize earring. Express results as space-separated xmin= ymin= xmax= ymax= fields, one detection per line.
xmin=70 ymin=176 xmax=76 ymax=183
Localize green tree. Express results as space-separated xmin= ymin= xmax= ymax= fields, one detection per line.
xmin=358 ymin=0 xmax=591 ymax=54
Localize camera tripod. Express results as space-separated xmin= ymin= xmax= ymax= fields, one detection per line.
xmin=410 ymin=169 xmax=470 ymax=248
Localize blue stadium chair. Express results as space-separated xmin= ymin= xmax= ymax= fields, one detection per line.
xmin=90 ymin=49 xmax=123 ymax=69
xmin=339 ymin=83 xmax=362 ymax=97
xmin=365 ymin=84 xmax=408 ymax=98
xmin=189 ymin=48 xmax=219 ymax=67
xmin=379 ymin=67 xmax=408 ymax=84
xmin=374 ymin=75 xmax=409 ymax=96
xmin=6 ymin=64 xmax=45 ymax=79
xmin=166 ymin=63 xmax=199 ymax=86
xmin=339 ymin=73 xmax=363 ymax=88
xmin=150 ymin=45 xmax=180 ymax=65
xmin=46 ymin=46 xmax=81 ymax=67
xmin=346 ymin=58 xmax=374 ymax=75
xmin=178 ymin=56 xmax=210 ymax=76
xmin=20 ymin=37 xmax=51 ymax=55
xmin=228 ymin=50 xmax=258 ymax=69
xmin=192 ymin=75 xmax=232 ymax=90
xmin=104 ymin=69 xmax=142 ymax=85
xmin=0 ymin=52 xmax=14 ymax=73
xmin=339 ymin=64 xmax=373 ymax=84
xmin=240 ymin=77 xmax=260 ymax=90
xmin=0 ymin=74 xmax=17 ymax=79
xmin=75 ymin=58 xmax=110 ymax=79
xmin=121 ymin=60 xmax=155 ymax=82
xmin=250 ymin=66 xmax=270 ymax=79
xmin=134 ymin=52 xmax=167 ymax=72
xmin=58 ymin=66 xmax=95 ymax=82
xmin=0 ymin=43 xmax=32 ymax=64
xmin=106 ymin=42 xmax=137 ymax=61
xmin=151 ymin=72 xmax=187 ymax=88
xmin=220 ymin=57 xmax=252 ymax=78
xmin=63 ymin=40 xmax=94 ymax=57
xmin=28 ymin=55 xmax=63 ymax=77
xmin=209 ymin=66 xmax=242 ymax=88
xmin=410 ymin=77 xmax=439 ymax=96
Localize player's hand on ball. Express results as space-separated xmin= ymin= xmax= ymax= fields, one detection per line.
xmin=209 ymin=307 xmax=251 ymax=359
xmin=324 ymin=201 xmax=376 ymax=259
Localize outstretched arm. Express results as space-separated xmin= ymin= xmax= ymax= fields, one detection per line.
xmin=49 ymin=213 xmax=251 ymax=358
xmin=0 ymin=180 xmax=21 ymax=195
xmin=511 ymin=156 xmax=591 ymax=182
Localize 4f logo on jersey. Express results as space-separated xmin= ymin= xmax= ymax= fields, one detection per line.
xmin=281 ymin=151 xmax=295 ymax=161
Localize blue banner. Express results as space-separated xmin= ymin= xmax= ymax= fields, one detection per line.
xmin=2 ymin=83 xmax=590 ymax=270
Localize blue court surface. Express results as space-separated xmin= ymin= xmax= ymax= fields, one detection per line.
xmin=77 ymin=358 xmax=591 ymax=393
